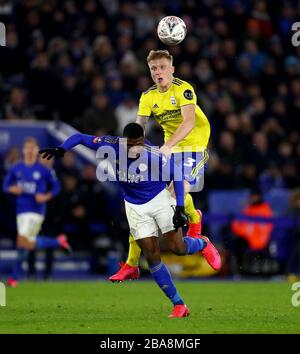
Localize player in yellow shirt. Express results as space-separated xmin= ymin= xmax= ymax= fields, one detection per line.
xmin=109 ymin=49 xmax=211 ymax=282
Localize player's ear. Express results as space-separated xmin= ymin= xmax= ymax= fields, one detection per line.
xmin=171 ymin=65 xmax=175 ymax=74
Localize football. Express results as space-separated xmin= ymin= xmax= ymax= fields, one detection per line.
xmin=157 ymin=16 xmax=187 ymax=46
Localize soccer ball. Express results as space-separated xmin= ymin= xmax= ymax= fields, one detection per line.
xmin=157 ymin=16 xmax=187 ymax=46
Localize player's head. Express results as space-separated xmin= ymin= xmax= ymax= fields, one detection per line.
xmin=147 ymin=50 xmax=174 ymax=89
xmin=123 ymin=123 xmax=145 ymax=158
xmin=23 ymin=137 xmax=39 ymax=163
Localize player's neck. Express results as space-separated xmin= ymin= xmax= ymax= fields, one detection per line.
xmin=158 ymin=79 xmax=173 ymax=93
xmin=24 ymin=158 xmax=37 ymax=166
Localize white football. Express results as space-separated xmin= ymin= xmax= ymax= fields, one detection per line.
xmin=157 ymin=16 xmax=187 ymax=46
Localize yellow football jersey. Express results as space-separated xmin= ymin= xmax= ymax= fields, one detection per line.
xmin=138 ymin=78 xmax=210 ymax=153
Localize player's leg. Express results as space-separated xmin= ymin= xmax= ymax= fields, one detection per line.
xmin=126 ymin=234 xmax=141 ymax=267
xmin=164 ymin=228 xmax=206 ymax=255
xmin=169 ymin=151 xmax=208 ymax=237
xmin=109 ymin=233 xmax=141 ymax=282
xmin=8 ymin=213 xmax=34 ymax=286
xmin=136 ymin=236 xmax=189 ymax=318
xmin=8 ymin=213 xmax=72 ymax=286
xmin=163 ymin=229 xmax=222 ymax=271
xmin=23 ymin=214 xmax=72 ymax=253
xmin=109 ymin=203 xmax=146 ymax=282
xmin=168 ymin=181 xmax=202 ymax=237
xmin=154 ymin=190 xmax=221 ymax=271
xmin=7 ymin=235 xmax=30 ymax=287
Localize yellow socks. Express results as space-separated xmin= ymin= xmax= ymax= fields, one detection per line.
xmin=126 ymin=234 xmax=141 ymax=267
xmin=184 ymin=193 xmax=200 ymax=224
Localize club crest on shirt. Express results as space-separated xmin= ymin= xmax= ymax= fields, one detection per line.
xmin=33 ymin=171 xmax=41 ymax=180
xmin=138 ymin=163 xmax=147 ymax=172
xmin=170 ymin=96 xmax=177 ymax=105
xmin=93 ymin=137 xmax=102 ymax=144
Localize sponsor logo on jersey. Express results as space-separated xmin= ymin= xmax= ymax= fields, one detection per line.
xmin=183 ymin=89 xmax=193 ymax=100
xmin=170 ymin=96 xmax=177 ymax=105
xmin=154 ymin=109 xmax=181 ymax=121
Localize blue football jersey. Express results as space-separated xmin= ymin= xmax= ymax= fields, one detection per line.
xmin=61 ymin=134 xmax=184 ymax=205
xmin=3 ymin=161 xmax=61 ymax=215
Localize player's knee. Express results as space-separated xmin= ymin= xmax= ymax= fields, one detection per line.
xmin=17 ymin=236 xmax=34 ymax=250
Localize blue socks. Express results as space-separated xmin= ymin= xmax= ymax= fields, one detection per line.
xmin=183 ymin=236 xmax=207 ymax=255
xmin=149 ymin=262 xmax=184 ymax=305
xmin=36 ymin=236 xmax=60 ymax=250
xmin=147 ymin=239 xmax=207 ymax=305
xmin=12 ymin=249 xmax=29 ymax=280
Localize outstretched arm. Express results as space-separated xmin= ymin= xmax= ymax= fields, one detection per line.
xmin=60 ymin=133 xmax=99 ymax=151
xmin=40 ymin=133 xmax=99 ymax=160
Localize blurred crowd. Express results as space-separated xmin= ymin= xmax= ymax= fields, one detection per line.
xmin=1 ymin=0 xmax=300 ymax=277
xmin=1 ymin=0 xmax=300 ymax=192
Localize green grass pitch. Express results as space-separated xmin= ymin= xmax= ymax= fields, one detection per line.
xmin=0 ymin=280 xmax=299 ymax=333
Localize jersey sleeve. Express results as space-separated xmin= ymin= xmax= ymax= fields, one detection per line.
xmin=137 ymin=92 xmax=152 ymax=117
xmin=60 ymin=133 xmax=111 ymax=151
xmin=177 ymin=82 xmax=197 ymax=107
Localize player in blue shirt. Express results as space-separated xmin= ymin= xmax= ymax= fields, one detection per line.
xmin=3 ymin=137 xmax=72 ymax=287
xmin=40 ymin=123 xmax=221 ymax=318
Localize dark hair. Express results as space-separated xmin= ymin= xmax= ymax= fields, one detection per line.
xmin=123 ymin=123 xmax=144 ymax=139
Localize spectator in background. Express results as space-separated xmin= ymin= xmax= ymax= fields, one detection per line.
xmin=259 ymin=161 xmax=286 ymax=193
xmin=57 ymin=151 xmax=80 ymax=177
xmin=230 ymin=188 xmax=274 ymax=274
xmin=58 ymin=172 xmax=89 ymax=250
xmin=82 ymin=93 xmax=118 ymax=136
xmin=115 ymin=93 xmax=138 ymax=135
xmin=27 ymin=51 xmax=60 ymax=120
xmin=107 ymin=75 xmax=127 ymax=107
xmin=57 ymin=72 xmax=86 ymax=124
xmin=4 ymin=87 xmax=35 ymax=120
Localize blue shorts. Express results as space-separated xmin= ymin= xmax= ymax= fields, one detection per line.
xmin=170 ymin=150 xmax=209 ymax=192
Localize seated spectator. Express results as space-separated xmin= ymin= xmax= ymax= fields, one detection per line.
xmin=259 ymin=161 xmax=285 ymax=193
xmin=82 ymin=93 xmax=118 ymax=136
xmin=115 ymin=93 xmax=138 ymax=135
xmin=4 ymin=87 xmax=36 ymax=120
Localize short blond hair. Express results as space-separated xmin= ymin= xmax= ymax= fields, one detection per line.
xmin=23 ymin=136 xmax=39 ymax=147
xmin=147 ymin=50 xmax=173 ymax=64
